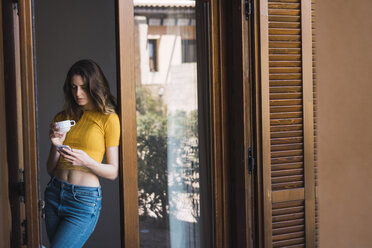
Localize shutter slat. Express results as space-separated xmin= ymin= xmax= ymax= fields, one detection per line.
xmin=269 ymin=48 xmax=301 ymax=54
xmin=268 ymin=3 xmax=301 ymax=9
xmin=269 ymin=29 xmax=301 ymax=35
xmin=270 ymin=74 xmax=302 ymax=80
xmin=271 ymin=143 xmax=303 ymax=151
xmin=270 ymin=80 xmax=302 ymax=86
xmin=270 ymin=35 xmax=301 ymax=42
xmin=269 ymin=54 xmax=302 ymax=61
xmin=272 ymin=212 xmax=304 ymax=222
xmin=270 ymin=118 xmax=303 ymax=125
xmin=270 ymin=41 xmax=301 ymax=48
xmin=271 ymin=136 xmax=303 ymax=145
xmin=272 ymin=205 xmax=304 ymax=215
xmin=270 ymin=61 xmax=302 ymax=67
xmin=271 ymin=168 xmax=304 ymax=177
xmin=271 ymin=150 xmax=303 ymax=158
xmin=273 ymin=237 xmax=305 ymax=247
xmin=271 ymin=156 xmax=303 ymax=164
xmin=269 ymin=67 xmax=301 ymax=73
xmin=269 ymin=0 xmax=301 ymax=3
xmin=272 ymin=225 xmax=304 ymax=235
xmin=271 ymin=131 xmax=303 ymax=138
xmin=270 ymin=106 xmax=302 ymax=113
xmin=269 ymin=22 xmax=301 ymax=29
xmin=272 ymin=200 xmax=304 ymax=209
xmin=270 ymin=124 xmax=303 ymax=131
xmin=270 ymin=112 xmax=302 ymax=119
xmin=272 ymin=162 xmax=303 ymax=171
xmin=282 ymin=244 xmax=305 ymax=248
xmin=270 ymin=93 xmax=302 ymax=99
xmin=273 ymin=219 xmax=304 ymax=229
xmin=268 ymin=9 xmax=301 ymax=16
xmin=272 ymin=181 xmax=303 ymax=190
xmin=272 ymin=175 xmax=303 ymax=184
xmin=269 ymin=16 xmax=301 ymax=22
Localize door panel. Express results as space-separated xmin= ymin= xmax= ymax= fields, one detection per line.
xmin=133 ymin=2 xmax=207 ymax=247
xmin=117 ymin=0 xmax=220 ymax=247
xmin=3 ymin=0 xmax=40 ymax=246
xmin=0 ymin=0 xmax=11 ymax=246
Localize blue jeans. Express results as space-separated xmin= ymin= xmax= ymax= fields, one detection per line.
xmin=44 ymin=176 xmax=102 ymax=248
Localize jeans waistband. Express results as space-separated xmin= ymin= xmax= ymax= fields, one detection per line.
xmin=50 ymin=176 xmax=101 ymax=195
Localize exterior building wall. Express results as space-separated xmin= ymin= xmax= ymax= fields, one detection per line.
xmin=317 ymin=1 xmax=372 ymax=247
xmin=134 ymin=14 xmax=197 ymax=113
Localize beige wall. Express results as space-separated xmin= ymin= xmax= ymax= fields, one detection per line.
xmin=317 ymin=1 xmax=372 ymax=247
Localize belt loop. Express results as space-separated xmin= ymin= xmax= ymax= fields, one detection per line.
xmin=72 ymin=184 xmax=75 ymax=194
xmin=50 ymin=176 xmax=56 ymax=186
xmin=98 ymin=187 xmax=101 ymax=197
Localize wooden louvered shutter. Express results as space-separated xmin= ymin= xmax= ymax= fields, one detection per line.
xmin=258 ymin=0 xmax=315 ymax=247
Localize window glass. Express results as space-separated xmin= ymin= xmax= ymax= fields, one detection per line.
xmin=134 ymin=1 xmax=203 ymax=247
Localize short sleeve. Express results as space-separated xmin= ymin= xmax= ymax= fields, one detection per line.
xmin=104 ymin=113 xmax=121 ymax=148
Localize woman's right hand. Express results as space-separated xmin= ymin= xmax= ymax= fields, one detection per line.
xmin=49 ymin=122 xmax=66 ymax=146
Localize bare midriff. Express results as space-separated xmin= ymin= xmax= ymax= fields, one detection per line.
xmin=53 ymin=169 xmax=100 ymax=187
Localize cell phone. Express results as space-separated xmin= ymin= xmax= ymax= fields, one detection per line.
xmin=56 ymin=145 xmax=71 ymax=152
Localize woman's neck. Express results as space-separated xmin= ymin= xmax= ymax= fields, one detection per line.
xmin=82 ymin=102 xmax=96 ymax=111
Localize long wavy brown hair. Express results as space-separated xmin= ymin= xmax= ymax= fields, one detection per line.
xmin=60 ymin=59 xmax=117 ymax=120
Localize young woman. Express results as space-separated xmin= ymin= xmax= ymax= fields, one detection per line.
xmin=45 ymin=59 xmax=120 ymax=247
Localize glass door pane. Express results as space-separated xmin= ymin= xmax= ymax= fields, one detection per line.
xmin=133 ymin=1 xmax=203 ymax=247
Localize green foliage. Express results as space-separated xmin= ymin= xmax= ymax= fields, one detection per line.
xmin=136 ymin=87 xmax=168 ymax=223
xmin=136 ymin=87 xmax=200 ymax=226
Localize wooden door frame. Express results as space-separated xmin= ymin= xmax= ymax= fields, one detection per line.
xmin=0 ymin=0 xmax=12 ymax=246
xmin=2 ymin=0 xmax=40 ymax=246
xmin=209 ymin=0 xmax=231 ymax=247
xmin=214 ymin=0 xmax=258 ymax=247
xmin=116 ymin=0 xmax=139 ymax=247
xmin=18 ymin=0 xmax=40 ymax=246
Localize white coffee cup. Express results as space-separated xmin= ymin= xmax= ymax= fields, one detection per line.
xmin=56 ymin=120 xmax=76 ymax=133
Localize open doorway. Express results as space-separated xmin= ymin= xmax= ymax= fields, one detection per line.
xmin=34 ymin=0 xmax=121 ymax=247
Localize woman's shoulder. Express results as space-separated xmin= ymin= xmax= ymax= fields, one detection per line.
xmin=103 ymin=112 xmax=120 ymax=128
xmin=88 ymin=111 xmax=119 ymax=125
xmin=54 ymin=111 xmax=66 ymax=122
xmin=106 ymin=112 xmax=119 ymax=123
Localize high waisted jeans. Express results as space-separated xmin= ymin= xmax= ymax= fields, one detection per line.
xmin=44 ymin=176 xmax=102 ymax=248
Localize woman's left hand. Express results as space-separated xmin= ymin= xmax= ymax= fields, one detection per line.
xmin=60 ymin=148 xmax=96 ymax=167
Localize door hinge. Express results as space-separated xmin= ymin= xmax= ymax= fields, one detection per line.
xmin=21 ymin=219 xmax=27 ymax=245
xmin=39 ymin=199 xmax=46 ymax=219
xmin=245 ymin=0 xmax=252 ymax=20
xmin=17 ymin=169 xmax=25 ymax=202
xmin=12 ymin=0 xmax=19 ymax=13
xmin=248 ymin=147 xmax=255 ymax=174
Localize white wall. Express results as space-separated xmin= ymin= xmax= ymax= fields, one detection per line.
xmin=34 ymin=0 xmax=120 ymax=247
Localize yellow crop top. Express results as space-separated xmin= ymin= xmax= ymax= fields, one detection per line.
xmin=54 ymin=111 xmax=120 ymax=172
